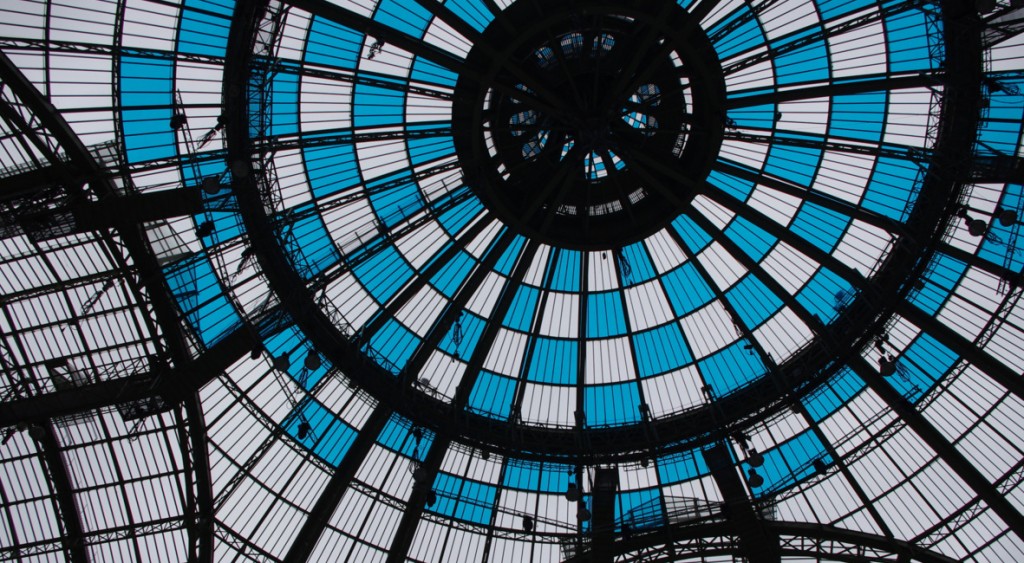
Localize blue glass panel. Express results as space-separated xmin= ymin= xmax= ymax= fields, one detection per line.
xmin=549 ymin=250 xmax=581 ymax=292
xmin=584 ymin=382 xmax=641 ymax=426
xmin=830 ymin=91 xmax=886 ymax=142
xmin=726 ymin=275 xmax=783 ymax=328
xmin=365 ymin=319 xmax=420 ymax=373
xmin=437 ymin=192 xmax=484 ymax=235
xmin=278 ymin=210 xmax=341 ymax=279
xmin=353 ymin=84 xmax=406 ymax=127
xmin=661 ymin=263 xmax=715 ymax=316
xmin=709 ymin=168 xmax=754 ymax=201
xmin=445 ymin=0 xmax=494 ymax=32
xmin=538 ymin=462 xmax=574 ymax=493
xmin=724 ymin=216 xmax=775 ymax=261
xmin=619 ymin=243 xmax=656 ymax=285
xmin=753 ymin=430 xmax=831 ymax=496
xmin=375 ymin=0 xmax=433 ymax=38
xmin=163 ymin=253 xmax=241 ymax=347
xmin=494 ymin=234 xmax=526 ymax=275
xmin=119 ymin=57 xmax=175 ymax=163
xmin=286 ymin=400 xmax=357 ymax=466
xmin=890 ymin=333 xmax=958 ymax=403
xmin=699 ymin=341 xmax=765 ymax=396
xmin=796 ymin=267 xmax=856 ymax=321
xmin=656 ymin=449 xmax=709 ymax=484
xmin=178 ymin=0 xmax=232 ymax=56
xmin=616 ymin=488 xmax=662 ymax=530
xmin=764 ymin=141 xmax=821 ymax=185
xmin=305 ymin=17 xmax=362 ymax=68
xmin=431 ymin=250 xmax=475 ymax=297
xmin=802 ymin=367 xmax=864 ymax=421
xmin=909 ymin=252 xmax=967 ymax=315
xmin=377 ymin=414 xmax=434 ymax=457
xmin=862 ymin=157 xmax=920 ymax=221
xmin=728 ymin=103 xmax=776 ymax=130
xmin=978 ymin=120 xmax=1024 ymax=156
xmin=886 ymin=10 xmax=938 ymax=72
xmin=790 ymin=201 xmax=849 ymax=252
xmin=709 ymin=5 xmax=766 ymax=59
xmin=351 ymin=245 xmax=415 ymax=304
xmin=503 ymin=460 xmax=541 ymax=490
xmin=504 ymin=285 xmax=539 ymax=331
xmin=672 ymin=216 xmax=712 ymax=253
xmin=369 ymin=173 xmax=424 ymax=228
xmin=406 ymin=131 xmax=455 ymax=166
xmin=269 ymin=70 xmax=299 ymax=136
xmin=439 ymin=312 xmax=486 ymax=359
xmin=411 ymin=56 xmax=459 ymax=86
xmin=772 ymin=32 xmax=830 ymax=85
xmin=468 ymin=370 xmax=516 ymax=419
xmin=587 ymin=291 xmax=627 ymax=338
xmin=431 ymin=473 xmax=497 ymax=526
xmin=527 ymin=337 xmax=577 ymax=385
xmin=303 ymin=142 xmax=360 ymax=198
xmin=816 ymin=0 xmax=873 ymax=20
xmin=429 ymin=472 xmax=462 ymax=519
xmin=632 ymin=324 xmax=693 ymax=377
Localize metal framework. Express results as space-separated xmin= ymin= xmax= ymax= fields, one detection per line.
xmin=1 ymin=0 xmax=1023 ymax=561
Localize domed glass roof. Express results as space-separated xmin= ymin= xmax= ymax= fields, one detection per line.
xmin=1 ymin=0 xmax=1024 ymax=561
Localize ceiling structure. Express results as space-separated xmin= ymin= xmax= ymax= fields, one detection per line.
xmin=0 ymin=0 xmax=1023 ymax=561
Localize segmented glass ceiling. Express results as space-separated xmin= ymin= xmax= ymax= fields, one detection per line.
xmin=1 ymin=0 xmax=1024 ymax=561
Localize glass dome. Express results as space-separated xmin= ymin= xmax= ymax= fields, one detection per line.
xmin=1 ymin=0 xmax=1023 ymax=561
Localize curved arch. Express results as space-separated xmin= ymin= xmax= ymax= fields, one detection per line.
xmin=563 ymin=520 xmax=959 ymax=563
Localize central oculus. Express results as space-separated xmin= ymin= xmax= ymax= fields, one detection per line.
xmin=453 ymin=0 xmax=726 ymax=249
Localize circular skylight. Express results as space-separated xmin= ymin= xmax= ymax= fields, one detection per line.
xmin=227 ymin=0 xmax=953 ymax=458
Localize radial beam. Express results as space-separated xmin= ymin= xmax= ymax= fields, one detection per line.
xmin=680 ymin=199 xmax=1024 ymax=544
xmin=284 ymin=407 xmax=391 ymax=562
xmin=347 ymin=211 xmax=495 ymax=334
xmin=384 ymin=435 xmax=450 ymax=563
xmin=389 ymin=227 xmax=516 ymax=389
xmin=33 ymin=423 xmax=89 ymax=562
xmin=665 ymin=225 xmax=896 ymax=538
xmin=849 ymin=356 xmax=1024 ymax=542
xmin=385 ymin=240 xmax=541 ymax=563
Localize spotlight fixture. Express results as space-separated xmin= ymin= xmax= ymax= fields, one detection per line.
xmin=747 ymin=449 xmax=764 ymax=468
xmin=879 ymin=354 xmax=897 ymax=377
xmin=522 ymin=515 xmax=534 ymax=532
xmin=303 ymin=351 xmax=321 ymax=371
xmin=297 ymin=420 xmax=311 ymax=440
xmin=202 ymin=176 xmax=221 ymax=194
xmin=747 ymin=468 xmax=764 ymax=489
xmin=565 ymin=482 xmax=581 ymax=502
